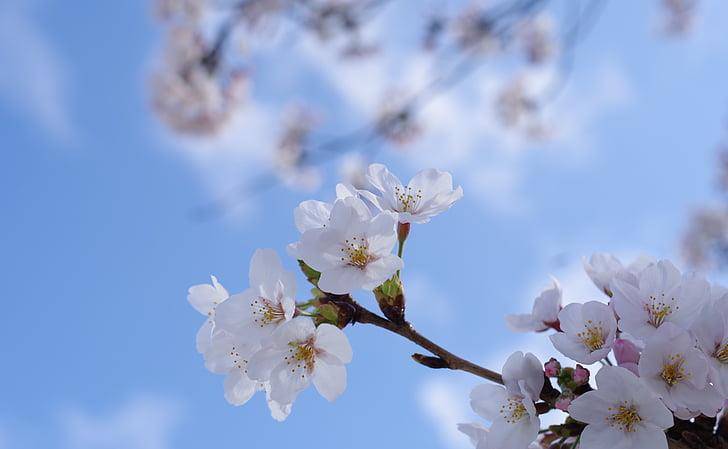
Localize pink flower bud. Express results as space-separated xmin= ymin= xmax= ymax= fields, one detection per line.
xmin=613 ymin=338 xmax=641 ymax=365
xmin=555 ymin=396 xmax=572 ymax=411
xmin=544 ymin=358 xmax=561 ymax=377
xmin=573 ymin=365 xmax=590 ymax=385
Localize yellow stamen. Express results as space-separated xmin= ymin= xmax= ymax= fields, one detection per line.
xmin=607 ymin=403 xmax=642 ymax=433
xmin=660 ymin=354 xmax=688 ymax=386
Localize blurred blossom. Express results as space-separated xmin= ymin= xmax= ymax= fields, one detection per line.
xmin=274 ymin=106 xmax=323 ymax=191
xmin=375 ymin=92 xmax=422 ymax=146
xmin=660 ymin=0 xmax=698 ymax=36
xmin=238 ymin=0 xmax=286 ymax=28
xmin=495 ymin=78 xmax=548 ymax=139
xmin=518 ymin=15 xmax=556 ymax=65
xmin=422 ymin=14 xmax=446 ymax=51
xmin=682 ymin=208 xmax=728 ymax=269
xmin=452 ymin=5 xmax=500 ymax=54
xmin=337 ymin=153 xmax=369 ymax=189
xmin=152 ymin=66 xmax=247 ymax=135
xmin=155 ymin=0 xmax=206 ymax=22
xmin=717 ymin=147 xmax=728 ymax=193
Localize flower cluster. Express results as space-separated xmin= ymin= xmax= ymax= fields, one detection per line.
xmin=188 ymin=163 xmax=462 ymax=419
xmin=188 ymin=163 xmax=728 ymax=449
xmin=476 ymin=253 xmax=728 ymax=449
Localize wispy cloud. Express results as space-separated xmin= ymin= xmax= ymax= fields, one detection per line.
xmin=0 ymin=0 xmax=77 ymax=144
xmin=417 ymin=378 xmax=473 ymax=449
xmin=61 ymin=395 xmax=183 ymax=449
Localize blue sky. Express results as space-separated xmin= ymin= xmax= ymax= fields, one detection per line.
xmin=2 ymin=1 xmax=728 ymax=448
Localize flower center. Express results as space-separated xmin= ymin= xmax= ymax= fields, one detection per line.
xmin=576 ymin=321 xmax=606 ymax=351
xmin=607 ymin=403 xmax=642 ymax=433
xmin=250 ymin=297 xmax=286 ymax=327
xmin=660 ymin=354 xmax=688 ymax=386
xmin=714 ymin=343 xmax=728 ymax=364
xmin=499 ymin=396 xmax=528 ymax=424
xmin=393 ymin=186 xmax=422 ymax=213
xmin=285 ymin=340 xmax=316 ymax=377
xmin=644 ymin=293 xmax=677 ymax=328
xmin=340 ymin=236 xmax=372 ymax=269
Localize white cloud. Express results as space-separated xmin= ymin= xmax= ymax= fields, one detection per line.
xmin=159 ymin=5 xmax=634 ymax=219
xmin=0 ymin=0 xmax=77 ymax=144
xmin=417 ymin=378 xmax=473 ymax=449
xmin=403 ymin=272 xmax=454 ymax=327
xmin=61 ymin=395 xmax=183 ymax=449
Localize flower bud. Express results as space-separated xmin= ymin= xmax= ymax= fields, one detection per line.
xmin=544 ymin=358 xmax=561 ymax=377
xmin=613 ymin=338 xmax=641 ymax=365
xmin=555 ymin=395 xmax=572 ymax=411
xmin=573 ymin=365 xmax=590 ymax=385
xmin=374 ymin=277 xmax=405 ymax=324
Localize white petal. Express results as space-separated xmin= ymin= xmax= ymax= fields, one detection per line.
xmin=579 ymin=424 xmax=633 ymax=449
xmin=470 ymin=384 xmax=509 ymax=421
xmin=457 ymin=422 xmax=488 ymax=447
xmin=316 ymin=324 xmax=353 ymax=364
xmin=313 ymin=360 xmax=347 ymax=402
xmin=187 ymin=276 xmax=228 ymax=315
xmin=246 ymin=347 xmax=282 ymax=381
xmin=224 ymin=371 xmax=258 ymax=406
xmin=249 ymin=249 xmax=285 ymax=294
xmin=505 ymin=314 xmax=542 ymax=332
xmin=294 ymin=200 xmax=332 ymax=233
xmin=195 ymin=319 xmax=214 ymax=354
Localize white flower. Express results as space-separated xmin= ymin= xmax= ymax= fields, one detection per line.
xmin=550 ymin=301 xmax=617 ymax=365
xmin=457 ymin=422 xmax=489 ymax=448
xmin=469 ymin=382 xmax=540 ymax=449
xmin=639 ymin=323 xmax=722 ymax=419
xmin=202 ymin=331 xmax=292 ymax=421
xmin=692 ymin=284 xmax=728 ymax=397
xmin=295 ymin=197 xmax=403 ymax=294
xmin=362 ymin=163 xmax=463 ymax=224
xmin=247 ymin=317 xmax=353 ymax=405
xmin=287 ymin=184 xmax=367 ymax=259
xmin=214 ymin=249 xmax=296 ymax=347
xmin=568 ymin=366 xmax=673 ymax=449
xmin=583 ymin=253 xmax=654 ymax=297
xmin=502 ymin=351 xmax=544 ymax=400
xmin=188 ymin=275 xmax=229 ymax=353
xmin=506 ymin=278 xmax=562 ymax=332
xmin=612 ymin=259 xmax=709 ymax=340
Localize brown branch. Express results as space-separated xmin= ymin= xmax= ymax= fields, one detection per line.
xmin=344 ymin=296 xmax=504 ymax=384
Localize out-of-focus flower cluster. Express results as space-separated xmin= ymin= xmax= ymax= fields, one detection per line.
xmin=682 ymin=135 xmax=728 ymax=271
xmin=660 ymin=0 xmax=699 ymax=36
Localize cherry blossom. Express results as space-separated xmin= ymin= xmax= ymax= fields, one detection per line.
xmin=582 ymin=253 xmax=653 ymax=297
xmin=202 ymin=330 xmax=292 ymax=421
xmin=214 ymin=249 xmax=296 ymax=347
xmin=506 ymin=278 xmax=562 ymax=332
xmin=469 ymin=382 xmax=540 ymax=449
xmin=568 ymin=366 xmax=673 ymax=449
xmin=550 ymin=301 xmax=617 ymax=365
xmin=188 ymin=275 xmax=229 ymax=353
xmin=295 ymin=197 xmax=402 ymax=294
xmin=247 ymin=317 xmax=353 ymax=405
xmin=638 ymin=323 xmax=722 ymax=419
xmin=502 ymin=351 xmax=544 ymax=400
xmin=691 ymin=284 xmax=728 ymax=397
xmin=613 ymin=338 xmax=641 ymax=376
xmin=361 ymin=163 xmax=463 ymax=224
xmin=611 ymin=259 xmax=709 ymax=340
